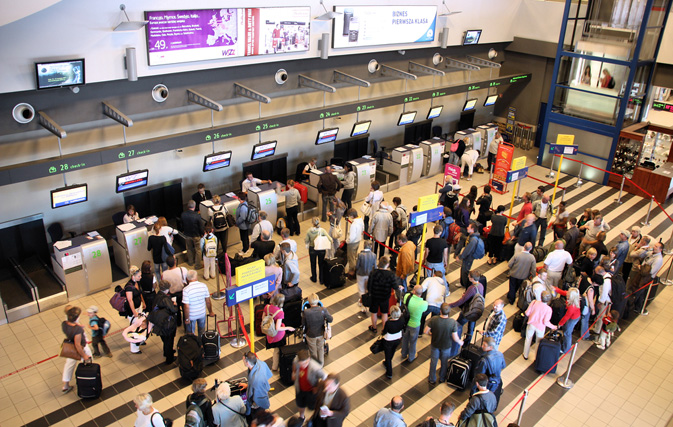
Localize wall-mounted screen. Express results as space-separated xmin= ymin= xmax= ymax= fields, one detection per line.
xmin=427 ymin=105 xmax=443 ymax=120
xmin=484 ymin=95 xmax=498 ymax=106
xmin=351 ymin=120 xmax=372 ymax=137
xmin=332 ymin=5 xmax=436 ymax=49
xmin=316 ymin=128 xmax=339 ymax=145
xmin=35 ymin=59 xmax=85 ymax=90
xmin=251 ymin=141 xmax=277 ymax=160
xmin=397 ymin=111 xmax=417 ymax=126
xmin=203 ymin=151 xmax=232 ymax=172
xmin=51 ymin=184 xmax=88 ymax=209
xmin=462 ymin=98 xmax=478 ymax=111
xmin=116 ymin=170 xmax=149 ymax=193
xmin=463 ymin=30 xmax=482 ymax=45
xmin=145 ymin=7 xmax=311 ymax=66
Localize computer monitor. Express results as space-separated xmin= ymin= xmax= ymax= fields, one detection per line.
xmin=50 ymin=184 xmax=88 ymax=209
xmin=397 ymin=111 xmax=417 ymax=126
xmin=427 ymin=105 xmax=443 ymax=120
xmin=484 ymin=95 xmax=498 ymax=106
xmin=35 ymin=59 xmax=85 ymax=90
xmin=316 ymin=128 xmax=339 ymax=145
xmin=462 ymin=98 xmax=478 ymax=111
xmin=203 ymin=151 xmax=232 ymax=172
xmin=251 ymin=141 xmax=277 ymax=160
xmin=116 ymin=170 xmax=149 ymax=193
xmin=351 ymin=120 xmax=372 ymax=137
xmin=463 ymin=30 xmax=482 ymax=45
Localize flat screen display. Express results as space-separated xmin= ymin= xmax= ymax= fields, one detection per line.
xmin=251 ymin=141 xmax=277 ymax=160
xmin=484 ymin=95 xmax=498 ymax=106
xmin=203 ymin=151 xmax=232 ymax=172
xmin=462 ymin=98 xmax=478 ymax=111
xmin=51 ymin=184 xmax=88 ymax=209
xmin=35 ymin=59 xmax=85 ymax=90
xmin=427 ymin=105 xmax=443 ymax=120
xmin=332 ymin=6 xmax=436 ymax=49
xmin=145 ymin=7 xmax=310 ymax=66
xmin=351 ymin=120 xmax=372 ymax=137
xmin=116 ymin=170 xmax=149 ymax=193
xmin=397 ymin=111 xmax=417 ymax=126
xmin=463 ymin=30 xmax=482 ymax=45
xmin=316 ymin=128 xmax=339 ymax=145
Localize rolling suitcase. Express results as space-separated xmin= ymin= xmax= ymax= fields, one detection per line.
xmin=279 ymin=342 xmax=308 ymax=386
xmin=461 ymin=336 xmax=483 ymax=381
xmin=323 ymin=259 xmax=346 ymax=289
xmin=284 ymin=299 xmax=303 ymax=329
xmin=534 ymin=331 xmax=562 ymax=374
xmin=446 ymin=356 xmax=471 ymax=390
xmin=293 ymin=182 xmax=308 ymax=204
xmin=177 ymin=334 xmax=203 ymax=381
xmin=513 ymin=311 xmax=525 ymax=333
xmin=202 ymin=315 xmax=220 ymax=365
xmin=75 ymin=361 xmax=102 ymax=399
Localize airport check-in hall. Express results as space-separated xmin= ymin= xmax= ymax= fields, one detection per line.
xmin=1 ymin=1 xmax=673 ymax=426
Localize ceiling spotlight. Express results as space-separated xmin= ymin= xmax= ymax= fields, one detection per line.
xmin=314 ymin=0 xmax=342 ymax=21
xmin=114 ymin=4 xmax=149 ymax=31
xmin=439 ymin=0 xmax=462 ymax=16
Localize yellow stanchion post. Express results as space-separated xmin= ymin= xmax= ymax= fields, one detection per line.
xmin=415 ymin=194 xmax=440 ymax=285
xmin=249 ymin=299 xmax=255 ymax=353
xmin=507 ymin=180 xmax=519 ymax=228
xmin=551 ymin=155 xmax=564 ymax=205
xmin=415 ymin=223 xmax=428 ymax=286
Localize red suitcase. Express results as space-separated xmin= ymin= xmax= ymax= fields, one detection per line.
xmin=292 ymin=182 xmax=308 ymax=204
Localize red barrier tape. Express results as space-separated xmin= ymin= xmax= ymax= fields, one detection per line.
xmin=236 ymin=304 xmax=253 ymax=349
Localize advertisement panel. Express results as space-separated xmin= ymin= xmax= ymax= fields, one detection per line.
xmin=493 ymin=144 xmax=514 ymax=182
xmin=332 ymin=5 xmax=436 ymax=49
xmin=145 ymin=7 xmax=310 ymax=66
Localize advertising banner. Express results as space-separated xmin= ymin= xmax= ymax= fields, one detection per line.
xmin=444 ymin=163 xmax=461 ymax=186
xmin=493 ymin=143 xmax=514 ymax=182
xmin=332 ymin=5 xmax=436 ymax=49
xmin=145 ymin=7 xmax=310 ymax=66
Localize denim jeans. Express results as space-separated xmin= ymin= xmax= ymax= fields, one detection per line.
xmin=419 ymin=305 xmax=441 ymax=336
xmin=154 ymin=262 xmax=168 ymax=283
xmin=579 ymin=305 xmax=591 ymax=340
xmin=401 ymin=325 xmax=420 ymax=361
xmin=451 ymin=314 xmax=475 ymax=356
xmin=425 ymin=262 xmax=448 ymax=290
xmin=186 ymin=316 xmax=206 ymax=336
xmin=561 ymin=316 xmax=580 ymax=353
xmin=429 ymin=346 xmax=452 ymax=382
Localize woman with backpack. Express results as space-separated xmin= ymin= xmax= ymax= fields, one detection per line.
xmin=264 ymin=293 xmax=296 ymax=371
xmin=200 ymin=225 xmax=218 ymax=280
xmin=209 ymin=195 xmax=230 ymax=256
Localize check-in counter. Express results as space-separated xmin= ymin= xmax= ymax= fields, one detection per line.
xmin=420 ymin=138 xmax=446 ymax=177
xmin=404 ymin=144 xmax=425 ymax=183
xmin=477 ymin=124 xmax=498 ymax=158
xmin=455 ymin=129 xmax=482 ymax=153
xmin=200 ymin=195 xmax=242 ymax=248
xmin=52 ymin=232 xmax=112 ymax=299
xmin=307 ymin=168 xmax=345 ymax=213
xmin=347 ymin=157 xmax=377 ymax=201
xmin=247 ymin=182 xmax=283 ymax=226
xmin=112 ymin=218 xmax=153 ymax=276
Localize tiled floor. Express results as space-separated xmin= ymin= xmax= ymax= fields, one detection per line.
xmin=3 ymin=150 xmax=673 ymax=427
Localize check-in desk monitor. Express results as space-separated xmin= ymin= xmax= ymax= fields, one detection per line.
xmin=200 ymin=194 xmax=242 ymax=248
xmin=112 ymin=218 xmax=154 ymax=276
xmin=420 ymin=137 xmax=446 ymax=177
xmin=52 ymin=232 xmax=112 ymax=299
xmin=348 ymin=157 xmax=377 ymax=202
xmin=247 ymin=182 xmax=281 ymax=226
xmin=477 ymin=123 xmax=498 ymax=159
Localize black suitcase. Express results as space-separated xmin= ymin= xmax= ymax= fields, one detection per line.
xmin=279 ymin=342 xmax=308 ymax=386
xmin=513 ymin=311 xmax=525 ymax=333
xmin=446 ymin=356 xmax=471 ymax=390
xmin=202 ymin=315 xmax=220 ymax=365
xmin=283 ymin=299 xmax=303 ymax=329
xmin=324 ymin=259 xmax=346 ymax=289
xmin=177 ymin=334 xmax=203 ymax=381
xmin=534 ymin=331 xmax=562 ymax=374
xmin=500 ymin=241 xmax=515 ymax=261
xmin=75 ymin=361 xmax=102 ymax=399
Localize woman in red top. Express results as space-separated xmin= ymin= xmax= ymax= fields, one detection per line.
xmin=554 ymin=287 xmax=581 ymax=353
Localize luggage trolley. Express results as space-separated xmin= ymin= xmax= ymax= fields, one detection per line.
xmin=513 ymin=123 xmax=534 ymax=150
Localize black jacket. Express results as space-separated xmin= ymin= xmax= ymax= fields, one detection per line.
xmin=181 ymin=210 xmax=205 ymax=237
xmin=368 ymin=268 xmax=399 ymax=301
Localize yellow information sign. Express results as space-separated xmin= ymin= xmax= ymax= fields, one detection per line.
xmin=511 ymin=156 xmax=527 ymax=171
xmin=418 ymin=194 xmax=439 ymax=212
xmin=235 ymin=259 xmax=265 ymax=286
xmin=556 ymin=134 xmax=575 ymax=145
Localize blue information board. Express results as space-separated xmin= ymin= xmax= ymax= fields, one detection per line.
xmin=549 ymin=144 xmax=578 ymax=155
xmin=225 ymin=275 xmax=277 ymax=306
xmin=409 ymin=206 xmax=444 ymax=227
xmin=506 ymin=167 xmax=528 ymax=183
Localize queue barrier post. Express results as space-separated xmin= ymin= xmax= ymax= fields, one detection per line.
xmin=547 ymin=155 xmax=556 ymax=178
xmin=641 ymin=195 xmax=655 ymax=227
xmin=230 ymin=304 xmax=247 ymax=348
xmin=212 ymin=257 xmax=225 ymax=300
xmin=514 ymin=177 xmax=522 ymax=202
xmin=556 ymin=343 xmax=578 ymax=389
xmin=640 ymin=282 xmax=654 ymax=316
xmin=561 ymin=188 xmax=566 ymax=202
xmin=664 ymin=257 xmax=673 ymax=286
xmin=576 ymin=162 xmax=584 ymax=187
xmin=516 ymin=390 xmax=529 ymax=426
xmin=615 ymin=175 xmax=625 ymax=204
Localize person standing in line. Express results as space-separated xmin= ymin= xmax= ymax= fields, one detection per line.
xmin=458 ymin=222 xmax=481 ymax=288
xmin=363 ymin=181 xmax=384 ymax=235
xmin=292 ymin=349 xmax=327 ymax=421
xmin=355 ymin=240 xmax=376 ymax=313
xmin=369 ymin=201 xmax=394 ymax=258
xmin=317 ymin=165 xmax=342 ymax=222
xmin=425 ymin=302 xmax=462 ymax=384
xmin=235 ymin=192 xmax=253 ymax=254
xmin=389 ymin=197 xmax=408 ymax=250
xmin=162 ymin=255 xmax=187 ymax=327
xmin=423 ymin=224 xmax=449 ymax=290
xmin=264 ymin=293 xmax=296 ymax=371
xmin=543 ymin=240 xmax=573 ymax=288
xmin=302 ymin=294 xmax=333 ymax=366
xmin=480 ymin=300 xmax=507 ymax=350
xmin=182 ymin=270 xmax=215 ymax=336
xmin=396 ymin=234 xmax=417 ymax=294
xmin=191 ymin=183 xmax=212 ymax=212
xmin=425 ymin=401 xmax=456 ymax=427
xmin=124 ymin=265 xmax=145 ymax=320
xmin=523 ymin=291 xmax=557 ymax=360
xmin=563 ymin=217 xmax=580 ymax=257
xmin=133 ymin=393 xmax=166 ymax=427
xmin=181 ymin=200 xmax=205 ymax=269
xmin=61 ymin=306 xmax=93 ymax=394
xmin=147 ymin=222 xmax=170 ymax=282
xmin=513 ymin=214 xmax=537 ymax=254
xmin=476 ymin=185 xmax=493 ymax=227
xmin=487 ymin=205 xmax=507 ymax=265
xmin=212 ymin=382 xmax=247 ymax=427
xmin=553 ymin=287 xmax=581 ymax=353
xmin=458 ymin=374 xmax=498 ymax=422
xmin=614 ymin=230 xmax=630 ymax=274
xmin=368 ymin=256 xmax=404 ymax=332
xmin=373 ymin=396 xmax=406 ymax=427
xmin=400 ymin=285 xmax=428 ymax=363
xmin=151 ymin=280 xmax=178 ymax=365
xmin=305 ymin=217 xmax=332 ymax=285
xmin=251 ymin=230 xmax=276 ymax=260
xmin=472 ymin=337 xmax=506 ymax=408
xmin=310 ymin=373 xmax=350 ymax=427
xmin=185 ymin=378 xmax=215 ymax=427
xmin=341 ymin=163 xmax=355 ymax=210
xmin=532 ymin=195 xmax=553 ymax=247
xmin=419 ymin=270 xmax=448 ymax=334
xmin=278 ymin=180 xmax=302 ymax=236
xmin=449 ymin=270 xmax=485 ymax=355
xmin=200 ymin=225 xmax=218 ymax=280
xmin=487 ymin=131 xmax=503 ymax=172
xmin=515 ymin=193 xmax=533 ymax=223
xmin=209 ymin=195 xmax=230 ymax=255
xmin=460 ymin=149 xmax=480 ymax=181
xmin=380 ymin=305 xmax=405 ymax=379
xmin=593 ymin=265 xmax=612 ymax=332
xmin=250 ymin=211 xmax=274 ymax=243
xmin=275 ymin=228 xmax=298 ymax=260
xmin=346 ymin=209 xmax=364 ymax=280
xmin=138 ymin=260 xmax=157 ymax=313
xmin=241 ymin=352 xmax=273 ymax=421
xmin=550 ymin=201 xmax=569 ymax=240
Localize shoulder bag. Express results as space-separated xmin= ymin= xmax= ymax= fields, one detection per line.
xmin=60 ymin=339 xmax=80 ymax=360
xmin=314 ymin=232 xmax=331 ymax=251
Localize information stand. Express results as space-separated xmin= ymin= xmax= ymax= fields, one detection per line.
xmin=549 ymin=134 xmax=577 ymax=204
xmin=507 ymin=156 xmax=528 ymax=227
xmin=414 ymin=194 xmax=439 ymax=285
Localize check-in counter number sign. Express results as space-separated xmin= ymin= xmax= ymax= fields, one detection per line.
xmin=92 ymin=250 xmax=102 ymax=258
xmin=134 ymin=237 xmax=142 ymax=246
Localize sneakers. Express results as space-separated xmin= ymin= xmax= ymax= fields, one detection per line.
xmin=595 ymin=344 xmax=606 ymax=350
xmin=105 ymin=352 xmax=113 ymax=358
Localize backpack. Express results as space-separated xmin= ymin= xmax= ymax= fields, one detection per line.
xmin=472 ymin=237 xmax=486 ymax=259
xmin=261 ymin=306 xmax=280 ymax=337
xmin=463 ymin=291 xmax=485 ymax=322
xmin=447 ymin=222 xmax=461 ymax=246
xmin=393 ymin=206 xmax=407 ymax=230
xmin=276 ymin=217 xmax=286 ymax=232
xmin=608 ymin=76 xmax=616 ymax=89
xmin=440 ymin=218 xmax=451 ymax=240
xmin=246 ymin=204 xmax=259 ymax=225
xmin=109 ymin=287 xmax=127 ymax=313
xmin=401 ymin=293 xmax=413 ymax=324
xmin=147 ymin=305 xmax=177 ymax=338
xmin=96 ymin=317 xmax=111 ymax=336
xmin=517 ymin=279 xmax=536 ymax=312
xmin=204 ymin=235 xmax=217 ymax=258
xmin=177 ymin=334 xmax=203 ymax=381
xmin=608 ymin=273 xmax=626 ymax=306
xmin=211 ymin=205 xmax=227 ymax=230
xmin=406 ymin=225 xmax=422 ymax=245
xmin=185 ymin=397 xmax=207 ymax=427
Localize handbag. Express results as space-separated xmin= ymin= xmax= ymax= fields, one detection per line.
xmin=151 ymin=412 xmax=173 ymax=427
xmin=370 ymin=337 xmax=385 ymax=354
xmin=314 ymin=234 xmax=331 ymax=251
xmin=502 ymin=229 xmax=511 ymax=245
xmin=161 ymin=237 xmax=175 ymax=263
xmin=361 ymin=292 xmax=372 ymax=307
xmin=450 ymin=140 xmax=459 ymax=152
xmin=60 ymin=340 xmax=80 ymax=360
xmin=360 ymin=202 xmax=371 ymax=217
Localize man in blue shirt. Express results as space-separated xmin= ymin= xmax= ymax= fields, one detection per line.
xmin=480 ymin=299 xmax=507 ymax=350
xmin=472 ymin=337 xmax=506 ymax=408
xmin=615 ymin=230 xmax=630 ymax=273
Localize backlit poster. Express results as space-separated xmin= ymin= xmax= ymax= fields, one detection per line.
xmin=145 ymin=7 xmax=310 ymax=65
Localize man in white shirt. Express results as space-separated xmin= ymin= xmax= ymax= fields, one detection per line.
xmin=644 ymin=242 xmax=664 ymax=278
xmin=274 ymin=227 xmax=297 ymax=260
xmin=579 ymin=215 xmax=610 ymax=254
xmin=532 ymin=195 xmax=553 ymax=246
xmin=182 ymin=270 xmax=214 ymax=336
xmin=250 ymin=210 xmax=274 ymax=242
xmin=346 ymin=209 xmax=364 ymax=279
xmin=241 ymin=171 xmax=271 ymax=193
xmin=543 ymin=240 xmax=573 ymax=287
xmin=302 ymin=157 xmax=318 ymax=179
xmin=593 ymin=265 xmax=612 ymax=334
xmin=420 ymin=270 xmax=448 ymax=333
